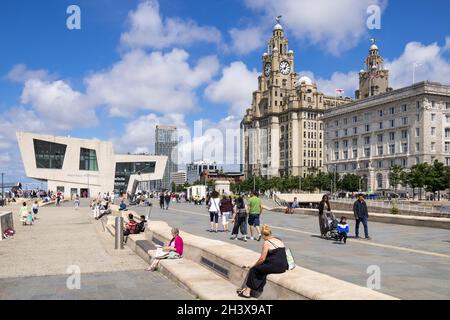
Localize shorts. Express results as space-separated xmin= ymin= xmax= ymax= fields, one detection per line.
xmin=248 ymin=214 xmax=261 ymax=226
xmin=209 ymin=211 xmax=219 ymax=223
xmin=221 ymin=212 xmax=231 ymax=224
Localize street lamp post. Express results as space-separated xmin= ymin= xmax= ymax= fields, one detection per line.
xmin=1 ymin=173 xmax=4 ymax=207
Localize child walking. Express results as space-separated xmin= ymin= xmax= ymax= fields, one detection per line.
xmin=19 ymin=202 xmax=29 ymax=226
xmin=32 ymin=201 xmax=39 ymax=220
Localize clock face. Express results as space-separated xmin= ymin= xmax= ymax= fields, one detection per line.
xmin=280 ymin=61 xmax=291 ymax=75
xmin=264 ymin=62 xmax=272 ymax=77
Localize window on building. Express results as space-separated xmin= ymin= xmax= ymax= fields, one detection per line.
xmin=379 ymin=122 xmax=383 ymax=129
xmin=447 ymin=116 xmax=450 ymax=124
xmin=446 ymin=142 xmax=450 ymax=153
xmin=389 ymin=132 xmax=395 ymax=141
xmin=364 ymin=136 xmax=371 ymax=144
xmin=401 ymin=130 xmax=408 ymax=139
xmin=446 ymin=102 xmax=450 ymax=110
xmin=344 ymin=129 xmax=348 ymax=136
xmin=352 ymin=138 xmax=358 ymax=146
xmin=416 ymin=128 xmax=420 ymax=137
xmin=402 ymin=159 xmax=407 ymax=167
xmin=390 ymin=107 xmax=395 ymax=114
xmin=334 ymin=152 xmax=339 ymax=160
xmin=446 ymin=158 xmax=450 ymax=166
xmin=353 ymin=116 xmax=358 ymax=123
xmin=364 ymin=147 xmax=371 ymax=157
xmin=79 ymin=148 xmax=99 ymax=171
xmin=335 ymin=131 xmax=339 ymax=138
xmin=343 ymin=140 xmax=348 ymax=147
xmin=431 ymin=142 xmax=436 ymax=151
xmin=343 ymin=118 xmax=348 ymax=125
xmin=353 ymin=127 xmax=358 ymax=134
xmin=402 ymin=117 xmax=408 ymax=125
xmin=379 ymin=110 xmax=383 ymax=117
xmin=390 ymin=119 xmax=395 ymax=127
xmin=33 ymin=139 xmax=67 ymax=169
xmin=402 ymin=104 xmax=407 ymax=112
xmin=402 ymin=143 xmax=408 ymax=153
xmin=431 ymin=114 xmax=436 ymax=122
xmin=416 ymin=143 xmax=420 ymax=152
xmin=114 ymin=162 xmax=156 ymax=194
xmin=377 ymin=134 xmax=383 ymax=142
xmin=378 ymin=161 xmax=383 ymax=169
xmin=378 ymin=146 xmax=383 ymax=156
xmin=389 ymin=144 xmax=395 ymax=154
xmin=431 ymin=127 xmax=436 ymax=136
xmin=365 ymin=124 xmax=370 ymax=132
xmin=344 ymin=151 xmax=348 ymax=160
xmin=353 ymin=149 xmax=358 ymax=158
xmin=446 ymin=128 xmax=450 ymax=138
xmin=335 ymin=142 xmax=339 ymax=149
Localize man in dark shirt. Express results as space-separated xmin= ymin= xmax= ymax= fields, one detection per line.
xmin=353 ymin=194 xmax=371 ymax=240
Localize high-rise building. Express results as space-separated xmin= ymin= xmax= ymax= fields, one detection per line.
xmin=242 ymin=18 xmax=350 ymax=179
xmin=323 ymin=41 xmax=450 ymax=192
xmin=155 ymin=125 xmax=178 ymax=190
xmin=170 ymin=171 xmax=187 ymax=188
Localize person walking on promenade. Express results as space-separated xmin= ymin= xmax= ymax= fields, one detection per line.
xmin=318 ymin=194 xmax=331 ymax=238
xmin=208 ymin=191 xmax=221 ymax=233
xmin=19 ymin=202 xmax=29 ymax=226
xmin=248 ymin=191 xmax=263 ymax=241
xmin=230 ymin=196 xmax=248 ymax=242
xmin=237 ymin=225 xmax=289 ymax=298
xmin=220 ymin=194 xmax=233 ymax=233
xmin=164 ymin=193 xmax=171 ymax=210
xmin=32 ymin=201 xmax=39 ymax=220
xmin=353 ymin=194 xmax=371 ymax=240
xmin=159 ymin=192 xmax=165 ymax=209
xmin=74 ymin=195 xmax=80 ymax=210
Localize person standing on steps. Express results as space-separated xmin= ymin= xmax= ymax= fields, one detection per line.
xmin=353 ymin=194 xmax=371 ymax=240
xmin=248 ymin=191 xmax=262 ymax=241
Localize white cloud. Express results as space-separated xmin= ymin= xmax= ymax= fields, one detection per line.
xmin=443 ymin=36 xmax=450 ymax=53
xmin=298 ymin=70 xmax=359 ymax=97
xmin=21 ymin=79 xmax=97 ymax=130
xmin=204 ymin=61 xmax=258 ymax=116
xmin=85 ymin=49 xmax=219 ymax=117
xmin=120 ymin=0 xmax=222 ymax=50
xmin=115 ymin=112 xmax=187 ymax=154
xmin=386 ymin=41 xmax=450 ymax=88
xmin=244 ymin=0 xmax=388 ymax=54
xmin=228 ymin=27 xmax=266 ymax=55
xmin=5 ymin=64 xmax=56 ymax=83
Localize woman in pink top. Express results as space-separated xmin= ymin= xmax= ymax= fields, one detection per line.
xmin=147 ymin=227 xmax=184 ymax=271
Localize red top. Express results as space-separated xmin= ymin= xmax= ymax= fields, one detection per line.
xmin=169 ymin=235 xmax=184 ymax=256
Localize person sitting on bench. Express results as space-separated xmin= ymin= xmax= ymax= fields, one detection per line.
xmin=124 ymin=213 xmax=138 ymax=236
xmin=118 ymin=200 xmax=127 ymax=211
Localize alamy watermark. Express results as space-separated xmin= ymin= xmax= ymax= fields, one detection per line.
xmin=66 ymin=265 xmax=81 ymax=290
xmin=367 ymin=5 xmax=382 ymax=30
xmin=66 ymin=5 xmax=81 ymax=30
xmin=366 ymin=265 xmax=381 ymax=290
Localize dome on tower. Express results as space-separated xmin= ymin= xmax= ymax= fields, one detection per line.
xmin=273 ymin=23 xmax=283 ymax=31
xmin=297 ymin=76 xmax=313 ymax=86
xmin=370 ymin=43 xmax=379 ymax=50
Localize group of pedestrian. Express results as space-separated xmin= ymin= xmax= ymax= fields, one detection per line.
xmin=19 ymin=201 xmax=39 ymax=226
xmin=318 ymin=193 xmax=371 ymax=242
xmin=207 ymin=191 xmax=263 ymax=242
xmin=159 ymin=192 xmax=172 ymax=210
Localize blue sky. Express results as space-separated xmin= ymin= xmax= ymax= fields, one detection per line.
xmin=0 ymin=0 xmax=449 ymax=185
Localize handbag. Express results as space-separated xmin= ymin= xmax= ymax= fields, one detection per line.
xmin=285 ymin=247 xmax=296 ymax=270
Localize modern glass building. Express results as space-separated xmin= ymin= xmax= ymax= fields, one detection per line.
xmin=155 ymin=125 xmax=178 ymax=190
xmin=17 ymin=132 xmax=167 ymax=198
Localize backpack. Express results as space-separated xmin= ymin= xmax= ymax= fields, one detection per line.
xmin=237 ymin=206 xmax=247 ymax=218
xmin=128 ymin=221 xmax=138 ymax=234
xmin=3 ymin=228 xmax=15 ymax=239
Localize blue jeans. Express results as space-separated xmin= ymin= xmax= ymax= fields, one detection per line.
xmin=355 ymin=216 xmax=369 ymax=238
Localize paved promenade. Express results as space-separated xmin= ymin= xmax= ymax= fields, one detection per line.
xmin=134 ymin=201 xmax=450 ymax=300
xmin=0 ymin=202 xmax=192 ymax=300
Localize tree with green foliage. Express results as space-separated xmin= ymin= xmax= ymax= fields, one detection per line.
xmin=424 ymin=160 xmax=447 ymax=201
xmin=340 ymin=174 xmax=360 ymax=192
xmin=389 ymin=165 xmax=404 ymax=195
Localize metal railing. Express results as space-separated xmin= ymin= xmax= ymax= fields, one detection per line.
xmin=332 ymin=198 xmax=450 ymax=215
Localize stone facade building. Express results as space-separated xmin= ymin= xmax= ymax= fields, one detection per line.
xmin=324 ymin=43 xmax=450 ymax=192
xmin=242 ymin=19 xmax=350 ymax=179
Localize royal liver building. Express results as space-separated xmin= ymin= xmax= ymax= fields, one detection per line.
xmin=241 ymin=18 xmax=349 ymax=179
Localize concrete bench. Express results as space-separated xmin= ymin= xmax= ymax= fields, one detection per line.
xmin=145 ymin=220 xmax=397 ymax=300
xmin=0 ymin=211 xmax=14 ymax=241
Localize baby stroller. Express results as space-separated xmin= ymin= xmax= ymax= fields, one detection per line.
xmin=325 ymin=211 xmax=339 ymax=241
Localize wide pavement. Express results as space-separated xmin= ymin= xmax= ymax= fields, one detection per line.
xmin=0 ymin=201 xmax=193 ymax=300
xmin=134 ymin=200 xmax=450 ymax=300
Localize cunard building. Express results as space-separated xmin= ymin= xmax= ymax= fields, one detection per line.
xmin=242 ymin=18 xmax=350 ymax=179
xmin=323 ymin=41 xmax=450 ymax=192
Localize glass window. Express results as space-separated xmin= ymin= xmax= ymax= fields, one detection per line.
xmin=79 ymin=148 xmax=99 ymax=171
xmin=114 ymin=162 xmax=156 ymax=194
xmin=431 ymin=127 xmax=436 ymax=136
xmin=378 ymin=146 xmax=383 ymax=155
xmin=33 ymin=139 xmax=67 ymax=169
xmin=389 ymin=144 xmax=395 ymax=154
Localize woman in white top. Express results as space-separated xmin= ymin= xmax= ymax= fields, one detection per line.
xmin=19 ymin=202 xmax=29 ymax=226
xmin=208 ymin=191 xmax=221 ymax=233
